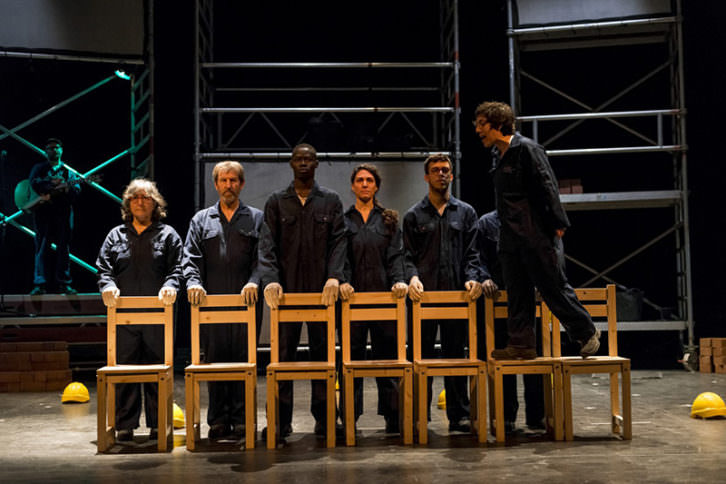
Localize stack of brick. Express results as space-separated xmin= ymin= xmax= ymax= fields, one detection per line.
xmin=700 ymin=338 xmax=726 ymax=374
xmin=0 ymin=342 xmax=72 ymax=392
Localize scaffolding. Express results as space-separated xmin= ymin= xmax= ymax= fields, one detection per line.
xmin=506 ymin=0 xmax=693 ymax=349
xmin=193 ymin=0 xmax=461 ymax=210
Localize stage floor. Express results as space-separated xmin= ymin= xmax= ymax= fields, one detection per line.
xmin=0 ymin=370 xmax=724 ymax=483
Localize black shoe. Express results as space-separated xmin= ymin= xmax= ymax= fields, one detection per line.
xmin=504 ymin=421 xmax=516 ymax=435
xmin=30 ymin=285 xmax=46 ymax=296
xmin=526 ymin=419 xmax=546 ymax=431
xmin=314 ymin=421 xmax=344 ymax=439
xmin=232 ymin=424 xmax=245 ymax=439
xmin=60 ymin=285 xmax=77 ymax=295
xmin=116 ymin=429 xmax=134 ymax=442
xmin=448 ymin=417 xmax=471 ymax=433
xmin=208 ymin=423 xmax=229 ymax=441
xmin=148 ymin=428 xmax=158 ymax=440
xmin=384 ymin=417 xmax=400 ymax=434
xmin=491 ymin=346 xmax=537 ymax=360
xmin=261 ymin=424 xmax=292 ymax=440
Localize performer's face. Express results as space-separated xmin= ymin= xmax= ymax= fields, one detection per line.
xmin=129 ymin=190 xmax=155 ymax=224
xmin=351 ymin=169 xmax=378 ymax=203
xmin=425 ymin=160 xmax=452 ymax=192
xmin=45 ymin=142 xmax=62 ymax=162
xmin=475 ymin=115 xmax=498 ymax=148
xmin=290 ymin=146 xmax=318 ymax=181
xmin=214 ymin=169 xmax=243 ymax=205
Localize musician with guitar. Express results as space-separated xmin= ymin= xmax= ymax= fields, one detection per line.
xmin=28 ymin=138 xmax=80 ymax=295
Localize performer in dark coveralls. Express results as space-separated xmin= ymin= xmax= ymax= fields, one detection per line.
xmin=29 ymin=138 xmax=81 ymax=295
xmin=476 ymin=210 xmax=545 ymax=432
xmin=258 ymin=143 xmax=347 ymax=438
xmin=96 ymin=178 xmax=183 ymax=442
xmin=338 ymin=164 xmax=408 ymax=434
xmin=403 ymin=153 xmax=483 ymax=433
xmin=473 ymin=101 xmax=600 ymax=360
xmin=183 ymin=160 xmax=264 ymax=441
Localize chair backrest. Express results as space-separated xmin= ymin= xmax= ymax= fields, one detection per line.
xmin=341 ymin=291 xmax=406 ymax=364
xmin=268 ymin=293 xmax=336 ymax=364
xmin=190 ymin=294 xmax=257 ymax=365
xmin=411 ymin=291 xmax=477 ymax=361
xmin=543 ymin=284 xmax=617 ymax=357
xmin=106 ymin=296 xmax=174 ymax=366
xmin=483 ymin=290 xmax=547 ymax=362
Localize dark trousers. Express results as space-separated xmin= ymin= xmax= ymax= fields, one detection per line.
xmin=349 ymin=321 xmax=399 ymax=421
xmin=276 ymin=321 xmax=332 ymax=427
xmin=116 ymin=325 xmax=163 ymax=430
xmin=477 ymin=299 xmax=544 ymax=424
xmin=33 ymin=209 xmax=72 ymax=286
xmin=500 ymin=237 xmax=596 ymax=348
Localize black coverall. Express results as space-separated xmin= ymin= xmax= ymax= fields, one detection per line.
xmin=476 ymin=210 xmax=544 ymax=426
xmin=183 ymin=202 xmax=264 ymax=427
xmin=491 ymin=133 xmax=596 ymax=349
xmin=96 ymin=222 xmax=183 ymax=430
xmin=29 ymin=161 xmax=81 ymax=287
xmin=402 ymin=195 xmax=480 ymax=423
xmin=258 ymin=182 xmax=346 ymax=428
xmin=342 ymin=205 xmax=406 ymax=422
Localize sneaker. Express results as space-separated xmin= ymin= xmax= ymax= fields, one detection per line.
xmin=384 ymin=416 xmax=400 ymax=434
xmin=60 ymin=285 xmax=77 ymax=295
xmin=148 ymin=428 xmax=158 ymax=440
xmin=448 ymin=417 xmax=471 ymax=433
xmin=491 ymin=346 xmax=537 ymax=360
xmin=580 ymin=329 xmax=601 ymax=358
xmin=208 ymin=423 xmax=229 ymax=441
xmin=116 ymin=429 xmax=134 ymax=442
xmin=30 ymin=285 xmax=46 ymax=296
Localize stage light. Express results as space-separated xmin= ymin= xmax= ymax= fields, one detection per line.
xmin=114 ymin=70 xmax=131 ymax=81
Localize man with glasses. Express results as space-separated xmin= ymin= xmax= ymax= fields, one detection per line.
xmin=402 ymin=153 xmax=482 ymax=433
xmin=473 ymin=101 xmax=599 ymax=360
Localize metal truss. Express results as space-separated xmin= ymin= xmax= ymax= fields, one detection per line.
xmin=507 ymin=0 xmax=693 ymax=348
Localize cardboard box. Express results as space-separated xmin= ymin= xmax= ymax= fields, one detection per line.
xmin=712 ymin=338 xmax=726 ymax=348
xmin=700 ymin=356 xmax=713 ymax=373
xmin=712 ymin=356 xmax=726 ymax=365
xmin=713 ymin=347 xmax=726 ymax=357
xmin=715 ymin=362 xmax=726 ymax=374
xmin=700 ymin=338 xmax=712 ymax=348
xmin=701 ymin=346 xmax=713 ymax=356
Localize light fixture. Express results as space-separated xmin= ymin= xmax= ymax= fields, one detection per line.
xmin=114 ymin=70 xmax=131 ymax=81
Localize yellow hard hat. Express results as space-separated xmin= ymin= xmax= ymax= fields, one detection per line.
xmin=691 ymin=392 xmax=726 ymax=419
xmin=61 ymin=382 xmax=89 ymax=404
xmin=437 ymin=389 xmax=446 ymax=409
xmin=173 ymin=403 xmax=185 ymax=429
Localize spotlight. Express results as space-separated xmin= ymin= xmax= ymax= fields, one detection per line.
xmin=114 ymin=70 xmax=131 ymax=81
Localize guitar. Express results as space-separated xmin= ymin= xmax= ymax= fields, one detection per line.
xmin=14 ymin=174 xmax=100 ymax=213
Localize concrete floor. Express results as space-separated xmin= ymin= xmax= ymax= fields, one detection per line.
xmin=1 ymin=370 xmax=725 ymax=483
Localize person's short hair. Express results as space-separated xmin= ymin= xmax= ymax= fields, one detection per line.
xmin=291 ymin=143 xmax=317 ymax=159
xmin=474 ymin=101 xmax=516 ymax=136
xmin=45 ymin=137 xmax=62 ymax=148
xmin=120 ymin=178 xmax=168 ymax=222
xmin=350 ymin=163 xmax=382 ymax=188
xmin=423 ymin=153 xmax=453 ymax=174
xmin=212 ymin=160 xmax=245 ymax=183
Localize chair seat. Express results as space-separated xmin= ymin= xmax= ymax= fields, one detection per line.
xmin=414 ymin=358 xmax=483 ymax=368
xmin=560 ymin=356 xmax=630 ymax=366
xmin=488 ymin=356 xmax=561 ymax=366
xmin=267 ymin=361 xmax=335 ymax=371
xmin=186 ymin=362 xmax=256 ymax=372
xmin=98 ymin=364 xmax=171 ymax=374
xmin=343 ymin=359 xmax=411 ymax=369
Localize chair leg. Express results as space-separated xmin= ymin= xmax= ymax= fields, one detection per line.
xmin=493 ymin=369 xmax=505 ymax=443
xmin=402 ymin=368 xmax=413 ymax=445
xmin=326 ymin=370 xmax=336 ymax=448
xmin=185 ymin=373 xmax=195 ymax=450
xmin=610 ymin=371 xmax=621 ymax=435
xmin=552 ymin=364 xmax=563 ymax=441
xmin=157 ymin=371 xmax=169 ymax=452
xmin=475 ymin=368 xmax=487 ymax=443
xmin=487 ymin=372 xmax=496 ymax=437
xmin=344 ymin=368 xmax=355 ymax=446
xmin=266 ymin=370 xmax=277 ymax=449
xmin=622 ymin=363 xmax=632 ymax=440
xmin=416 ymin=369 xmax=428 ymax=444
xmin=245 ymin=373 xmax=256 ymax=449
xmin=563 ymin=367 xmax=574 ymax=441
xmin=96 ymin=373 xmax=110 ymax=452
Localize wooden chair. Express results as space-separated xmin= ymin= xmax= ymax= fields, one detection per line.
xmin=185 ymin=294 xmax=257 ymax=450
xmin=265 ymin=293 xmax=336 ymax=448
xmin=411 ymin=291 xmax=486 ymax=444
xmin=97 ymin=296 xmax=174 ymax=452
xmin=340 ymin=292 xmax=413 ymax=446
xmin=542 ymin=284 xmax=632 ymax=440
xmin=484 ymin=291 xmax=564 ymax=443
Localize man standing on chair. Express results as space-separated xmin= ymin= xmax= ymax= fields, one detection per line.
xmin=403 ymin=153 xmax=482 ymax=433
xmin=183 ymin=160 xmax=264 ymax=442
xmin=259 ymin=143 xmax=347 ymax=439
xmin=29 ymin=138 xmax=81 ymax=295
xmin=473 ymin=101 xmax=599 ymax=359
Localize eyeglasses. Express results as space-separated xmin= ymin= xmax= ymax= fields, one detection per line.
xmin=429 ymin=166 xmax=451 ymax=175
